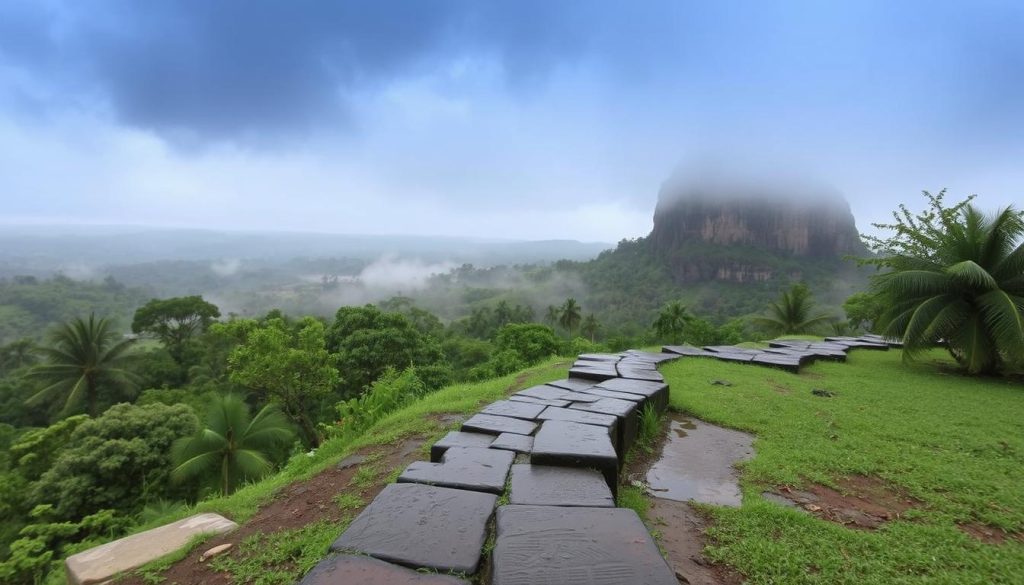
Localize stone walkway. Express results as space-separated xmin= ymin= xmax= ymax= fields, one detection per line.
xmin=299 ymin=337 xmax=897 ymax=583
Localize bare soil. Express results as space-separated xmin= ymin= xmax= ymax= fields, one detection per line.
xmin=767 ymin=475 xmax=920 ymax=530
xmin=957 ymin=522 xmax=1024 ymax=545
xmin=120 ymin=436 xmax=427 ymax=585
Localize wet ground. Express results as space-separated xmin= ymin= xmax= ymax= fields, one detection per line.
xmin=645 ymin=414 xmax=754 ymax=507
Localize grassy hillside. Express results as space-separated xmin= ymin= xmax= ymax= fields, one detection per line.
xmin=662 ymin=349 xmax=1024 ymax=584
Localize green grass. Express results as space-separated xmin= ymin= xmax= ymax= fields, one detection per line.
xmin=617 ymin=484 xmax=650 ymax=521
xmin=208 ymin=520 xmax=342 ymax=585
xmin=661 ymin=349 xmax=1024 ymax=584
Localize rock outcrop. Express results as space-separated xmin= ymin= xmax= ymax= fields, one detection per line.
xmin=649 ymin=174 xmax=866 ymax=283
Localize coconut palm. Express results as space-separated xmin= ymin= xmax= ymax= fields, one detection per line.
xmin=171 ymin=394 xmax=294 ymax=495
xmin=752 ymin=283 xmax=834 ymax=337
xmin=26 ymin=314 xmax=139 ymax=417
xmin=873 ymin=204 xmax=1024 ymax=374
xmin=581 ymin=314 xmax=600 ymax=342
xmin=543 ymin=305 xmax=560 ymax=327
xmin=558 ymin=298 xmax=582 ymax=338
xmin=652 ymin=301 xmax=693 ymax=344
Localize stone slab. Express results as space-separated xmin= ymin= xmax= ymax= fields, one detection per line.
xmin=331 ymin=483 xmax=496 ymax=574
xmin=491 ymin=505 xmax=676 ymax=585
xmin=577 ymin=386 xmax=645 ymax=403
xmin=399 ymin=447 xmax=515 ymax=494
xmin=531 ymin=420 xmax=618 ymax=494
xmin=704 ymin=345 xmax=759 ymax=355
xmin=623 ymin=350 xmax=680 ymax=363
xmin=508 ymin=395 xmax=571 ymax=408
xmin=615 ymin=365 xmax=664 ymax=382
xmin=751 ymin=354 xmax=802 ymax=373
xmin=594 ymin=378 xmax=670 ymax=413
xmin=514 ymin=385 xmax=601 ymax=403
xmin=66 ymin=513 xmax=238 ymax=585
xmin=299 ymin=554 xmax=470 ymax=584
xmin=662 ymin=344 xmax=715 ymax=357
xmin=568 ymin=365 xmax=618 ymax=382
xmin=462 ymin=413 xmax=538 ymax=436
xmin=430 ymin=431 xmax=495 ymax=462
xmin=490 ymin=432 xmax=534 ymax=455
xmin=576 ymin=353 xmax=622 ymax=362
xmin=538 ymin=405 xmax=618 ymax=433
xmin=481 ymin=399 xmax=546 ymax=420
xmin=507 ymin=464 xmax=614 ymax=507
xmin=570 ymin=397 xmax=639 ymax=456
xmin=545 ymin=378 xmax=598 ymax=392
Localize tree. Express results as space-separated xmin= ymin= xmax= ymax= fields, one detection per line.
xmin=494 ymin=324 xmax=559 ymax=364
xmin=581 ymin=314 xmax=600 ymax=342
xmin=229 ymin=317 xmax=339 ymax=446
xmin=751 ymin=283 xmax=833 ymax=337
xmin=558 ymin=298 xmax=582 ymax=337
xmin=652 ymin=301 xmax=693 ymax=344
xmin=0 ymin=339 xmax=37 ymax=373
xmin=843 ymin=292 xmax=884 ymax=332
xmin=544 ymin=305 xmax=560 ymax=327
xmin=28 ymin=403 xmax=197 ymax=522
xmin=171 ymin=395 xmax=294 ymax=496
xmin=26 ymin=314 xmax=139 ymax=418
xmin=865 ymin=191 xmax=1024 ymax=374
xmin=131 ymin=296 xmax=221 ymax=365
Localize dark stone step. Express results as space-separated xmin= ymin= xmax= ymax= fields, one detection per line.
xmin=508 ymin=395 xmax=571 ymax=408
xmin=569 ymin=397 xmax=639 ymax=456
xmin=568 ymin=365 xmax=618 ymax=382
xmin=462 ymin=413 xmax=538 ymax=436
xmin=331 ymin=483 xmax=496 ymax=574
xmin=490 ymin=432 xmax=534 ymax=455
xmin=481 ymin=399 xmax=547 ymax=420
xmin=299 ymin=554 xmax=470 ymax=584
xmin=531 ymin=420 xmax=618 ymax=496
xmin=515 ymin=384 xmax=601 ymax=404
xmin=398 ymin=447 xmax=515 ymax=494
xmin=491 ymin=505 xmax=677 ymax=585
xmin=430 ymin=431 xmax=495 ymax=462
xmin=507 ymin=464 xmax=614 ymax=507
xmin=537 ymin=405 xmax=618 ymax=435
xmin=594 ymin=378 xmax=669 ymax=413
xmin=545 ymin=378 xmax=599 ymax=392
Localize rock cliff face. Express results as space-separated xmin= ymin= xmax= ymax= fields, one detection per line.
xmin=649 ymin=178 xmax=865 ymax=283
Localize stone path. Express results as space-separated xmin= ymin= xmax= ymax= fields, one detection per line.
xmin=300 ymin=338 xmax=896 ymax=583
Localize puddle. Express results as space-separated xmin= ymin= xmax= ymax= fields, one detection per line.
xmin=645 ymin=414 xmax=754 ymax=507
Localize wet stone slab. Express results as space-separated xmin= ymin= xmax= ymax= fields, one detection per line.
xmin=576 ymin=353 xmax=623 ymax=362
xmin=569 ymin=397 xmax=639 ymax=456
xmin=537 ymin=405 xmax=618 ymax=434
xmin=490 ymin=432 xmax=534 ymax=455
xmin=615 ymin=365 xmax=664 ymax=382
xmin=299 ymin=554 xmax=470 ymax=584
xmin=508 ymin=464 xmax=614 ymax=507
xmin=662 ymin=344 xmax=716 ymax=357
xmin=531 ymin=420 xmax=618 ymax=494
xmin=545 ymin=378 xmax=598 ymax=392
xmin=568 ymin=365 xmax=618 ymax=382
xmin=595 ymin=378 xmax=670 ymax=413
xmin=331 ymin=483 xmax=496 ymax=574
xmin=514 ymin=385 xmax=601 ymax=404
xmin=430 ymin=431 xmax=494 ymax=462
xmin=399 ymin=447 xmax=514 ymax=494
xmin=492 ymin=505 xmax=677 ymax=585
xmin=751 ymin=354 xmax=802 ymax=373
xmin=508 ymin=394 xmax=571 ymax=408
xmin=481 ymin=399 xmax=546 ymax=420
xmin=578 ymin=386 xmax=645 ymax=403
xmin=462 ymin=413 xmax=538 ymax=436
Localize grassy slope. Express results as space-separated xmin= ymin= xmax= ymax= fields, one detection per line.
xmin=661 ymin=349 xmax=1024 ymax=584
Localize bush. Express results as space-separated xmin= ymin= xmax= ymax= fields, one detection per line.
xmin=494 ymin=324 xmax=559 ymax=364
xmin=332 ymin=368 xmax=427 ymax=438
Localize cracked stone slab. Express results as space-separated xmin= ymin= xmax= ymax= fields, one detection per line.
xmin=508 ymin=464 xmax=614 ymax=507
xmin=490 ymin=432 xmax=534 ymax=455
xmin=531 ymin=420 xmax=618 ymax=494
xmin=300 ymin=554 xmax=471 ymax=584
xmin=492 ymin=505 xmax=676 ymax=585
xmin=430 ymin=431 xmax=495 ymax=462
xmin=508 ymin=394 xmax=572 ymax=408
xmin=399 ymin=446 xmax=515 ymax=494
xmin=594 ymin=378 xmax=670 ymax=413
xmin=331 ymin=483 xmax=496 ymax=574
xmin=66 ymin=513 xmax=237 ymax=585
xmin=569 ymin=397 xmax=639 ymax=456
xmin=481 ymin=399 xmax=546 ymax=420
xmin=462 ymin=413 xmax=538 ymax=436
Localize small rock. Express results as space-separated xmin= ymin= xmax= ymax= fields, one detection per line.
xmin=710 ymin=379 xmax=733 ymax=387
xmin=199 ymin=543 xmax=232 ymax=562
xmin=805 ymin=504 xmax=822 ymax=512
xmin=811 ymin=389 xmax=835 ymax=397
xmin=337 ymin=454 xmax=367 ymax=470
xmin=675 ymin=569 xmax=691 ymax=583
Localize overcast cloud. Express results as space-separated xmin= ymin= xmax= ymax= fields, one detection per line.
xmin=0 ymin=0 xmax=1021 ymax=241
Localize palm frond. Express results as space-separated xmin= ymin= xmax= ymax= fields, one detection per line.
xmin=945 ymin=260 xmax=998 ymax=290
xmin=976 ymin=290 xmax=1024 ymax=358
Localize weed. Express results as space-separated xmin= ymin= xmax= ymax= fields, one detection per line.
xmin=209 ymin=520 xmax=344 ymax=584
xmin=332 ymin=492 xmax=364 ymax=511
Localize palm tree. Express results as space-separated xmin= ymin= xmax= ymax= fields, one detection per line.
xmin=544 ymin=305 xmax=560 ymax=327
xmin=581 ymin=314 xmax=600 ymax=342
xmin=26 ymin=314 xmax=139 ymax=417
xmin=873 ymin=205 xmax=1024 ymax=374
xmin=171 ymin=394 xmax=294 ymax=495
xmin=0 ymin=338 xmax=37 ymax=372
xmin=559 ymin=298 xmax=582 ymax=338
xmin=652 ymin=301 xmax=693 ymax=345
xmin=752 ymin=283 xmax=833 ymax=337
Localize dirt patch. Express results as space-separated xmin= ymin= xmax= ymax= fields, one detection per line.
xmin=120 ymin=436 xmax=426 ymax=585
xmin=766 ymin=475 xmax=920 ymax=530
xmin=957 ymin=522 xmax=1024 ymax=545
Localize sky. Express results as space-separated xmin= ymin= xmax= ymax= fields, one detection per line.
xmin=0 ymin=0 xmax=1021 ymax=242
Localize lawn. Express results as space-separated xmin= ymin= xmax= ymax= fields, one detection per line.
xmin=661 ymin=349 xmax=1024 ymax=584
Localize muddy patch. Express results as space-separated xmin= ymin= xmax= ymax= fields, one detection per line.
xmin=120 ymin=436 xmax=426 ymax=585
xmin=957 ymin=522 xmax=1024 ymax=545
xmin=645 ymin=414 xmax=754 ymax=507
xmin=764 ymin=475 xmax=920 ymax=529
xmin=648 ymin=499 xmax=744 ymax=585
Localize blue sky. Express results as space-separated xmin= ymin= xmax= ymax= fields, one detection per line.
xmin=0 ymin=0 xmax=1021 ymax=241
